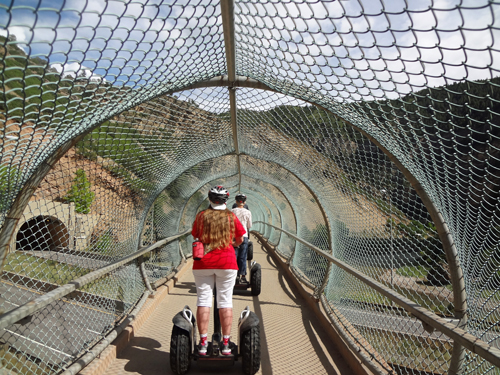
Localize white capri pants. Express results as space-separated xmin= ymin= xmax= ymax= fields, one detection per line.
xmin=193 ymin=269 xmax=238 ymax=309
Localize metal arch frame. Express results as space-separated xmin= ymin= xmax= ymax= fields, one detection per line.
xmin=220 ymin=0 xmax=242 ymax=193
xmin=167 ymin=76 xmax=467 ymax=298
xmin=0 ymin=0 xmax=465 ymax=371
xmin=171 ymin=163 xmax=299 ymax=254
xmin=173 ymin=75 xmax=465 ymax=311
xmin=236 ymin=156 xmax=332 ymax=242
xmin=235 ymin=165 xmax=332 ymax=295
xmin=161 ymin=151 xmax=313 ymax=263
xmin=113 ymin=161 xmax=306 ymax=297
xmin=241 ymin=189 xmax=277 ymax=240
xmin=348 ymin=133 xmax=466 ymax=374
xmin=166 ymin=75 xmax=467 ymax=374
xmin=167 ymin=74 xmax=461 ymax=312
xmin=240 ymin=174 xmax=299 ymax=256
xmin=236 ymin=158 xmax=333 ymax=290
xmin=236 ymin=157 xmax=328 ymax=247
xmin=243 ymin=186 xmax=283 ymax=246
xmin=135 ymin=155 xmax=240 ymax=257
xmin=0 ymin=73 xmax=465 ymax=373
xmin=238 ymin=175 xmax=298 ymax=254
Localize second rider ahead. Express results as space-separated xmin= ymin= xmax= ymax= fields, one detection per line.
xmin=231 ymin=193 xmax=253 ymax=284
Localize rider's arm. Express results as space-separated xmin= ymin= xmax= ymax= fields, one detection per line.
xmin=233 ymin=236 xmax=244 ymax=247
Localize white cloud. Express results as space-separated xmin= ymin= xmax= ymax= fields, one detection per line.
xmin=5 ymin=0 xmax=500 ymax=100
xmin=0 ymin=27 xmax=30 ymax=52
xmin=50 ymin=62 xmax=106 ymax=82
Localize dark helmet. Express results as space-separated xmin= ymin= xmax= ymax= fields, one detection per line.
xmin=208 ymin=185 xmax=229 ymax=204
xmin=235 ymin=193 xmax=247 ymax=203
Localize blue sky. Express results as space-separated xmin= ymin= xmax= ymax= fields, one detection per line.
xmin=0 ymin=0 xmax=224 ymax=86
xmin=0 ymin=0 xmax=499 ymax=103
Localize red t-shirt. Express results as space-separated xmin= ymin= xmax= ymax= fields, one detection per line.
xmin=191 ymin=210 xmax=245 ymax=270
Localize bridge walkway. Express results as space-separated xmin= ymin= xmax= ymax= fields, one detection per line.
xmin=91 ymin=234 xmax=354 ymax=375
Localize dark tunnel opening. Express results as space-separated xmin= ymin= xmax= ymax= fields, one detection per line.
xmin=16 ymin=216 xmax=69 ymax=252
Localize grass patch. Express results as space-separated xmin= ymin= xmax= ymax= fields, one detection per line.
xmin=4 ymin=253 xmax=131 ymax=303
xmin=330 ymin=265 xmax=454 ymax=316
xmin=80 ymin=274 xmax=120 ymax=300
xmin=3 ymin=252 xmax=89 ymax=285
xmin=397 ymin=265 xmax=429 ymax=278
xmin=358 ymin=265 xmax=390 ymax=280
xmin=363 ymin=330 xmax=451 ymax=374
xmin=400 ymin=288 xmax=454 ymax=315
xmin=338 ymin=290 xmax=392 ymax=306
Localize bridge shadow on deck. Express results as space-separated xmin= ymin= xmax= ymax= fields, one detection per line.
xmin=100 ymin=235 xmax=353 ymax=375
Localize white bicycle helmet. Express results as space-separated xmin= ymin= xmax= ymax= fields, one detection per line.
xmin=208 ymin=185 xmax=229 ymax=205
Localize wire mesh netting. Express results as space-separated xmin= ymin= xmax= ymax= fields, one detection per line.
xmin=0 ymin=0 xmax=500 ymax=374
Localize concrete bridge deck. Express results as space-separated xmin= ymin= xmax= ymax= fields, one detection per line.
xmin=81 ymin=235 xmax=358 ymax=375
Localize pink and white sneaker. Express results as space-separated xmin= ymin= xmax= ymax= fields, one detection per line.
xmin=198 ymin=337 xmax=208 ymax=355
xmin=221 ymin=337 xmax=232 ymax=355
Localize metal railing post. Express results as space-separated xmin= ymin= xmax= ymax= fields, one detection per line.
xmin=138 ymin=255 xmax=154 ymax=293
xmin=315 ymin=261 xmax=332 ymax=300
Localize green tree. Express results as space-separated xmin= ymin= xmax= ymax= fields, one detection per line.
xmin=64 ymin=169 xmax=95 ymax=214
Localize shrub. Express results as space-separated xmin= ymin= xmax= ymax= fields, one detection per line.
xmin=0 ymin=164 xmax=21 ymax=213
xmin=91 ymin=228 xmax=116 ymax=254
xmin=63 ymin=169 xmax=95 ymax=214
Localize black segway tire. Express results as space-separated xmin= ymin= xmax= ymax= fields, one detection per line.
xmin=241 ymin=325 xmax=261 ymax=375
xmin=250 ymin=267 xmax=261 ymax=296
xmin=247 ymin=241 xmax=253 ymax=260
xmin=170 ymin=326 xmax=191 ymax=375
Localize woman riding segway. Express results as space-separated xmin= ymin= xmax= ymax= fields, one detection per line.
xmin=170 ymin=186 xmax=261 ymax=375
xmin=191 ymin=186 xmax=245 ymax=355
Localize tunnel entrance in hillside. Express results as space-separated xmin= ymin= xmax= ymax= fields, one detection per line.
xmin=16 ymin=216 xmax=69 ymax=252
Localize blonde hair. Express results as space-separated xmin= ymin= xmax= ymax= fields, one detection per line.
xmin=196 ymin=209 xmax=235 ymax=251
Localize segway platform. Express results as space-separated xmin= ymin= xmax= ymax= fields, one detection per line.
xmin=170 ymin=305 xmax=261 ymax=375
xmin=193 ymin=337 xmax=237 ymax=365
xmin=234 ymin=241 xmax=262 ymax=296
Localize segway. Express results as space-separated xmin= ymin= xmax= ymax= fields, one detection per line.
xmin=170 ymin=288 xmax=261 ymax=375
xmin=246 ymin=240 xmax=253 ymax=261
xmin=234 ymin=240 xmax=262 ymax=296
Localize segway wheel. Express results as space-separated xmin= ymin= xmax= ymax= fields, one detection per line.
xmin=250 ymin=267 xmax=261 ymax=296
xmin=241 ymin=325 xmax=261 ymax=375
xmin=247 ymin=241 xmax=253 ymax=260
xmin=170 ymin=326 xmax=191 ymax=375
